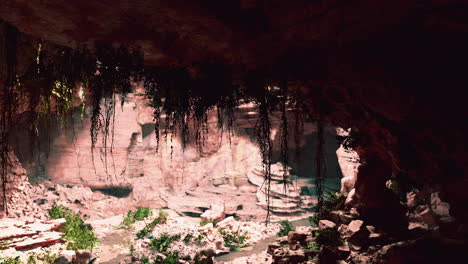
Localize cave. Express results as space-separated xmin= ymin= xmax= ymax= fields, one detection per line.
xmin=0 ymin=1 xmax=467 ymax=264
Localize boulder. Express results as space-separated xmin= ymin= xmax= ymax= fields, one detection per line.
xmin=272 ymin=247 xmax=306 ymax=264
xmin=216 ymin=216 xmax=235 ymax=229
xmin=288 ymin=249 xmax=306 ymax=264
xmin=346 ymin=220 xmax=370 ymax=248
xmin=54 ymin=250 xmax=75 ymax=264
xmin=318 ymin=246 xmax=338 ymax=264
xmin=267 ymin=242 xmax=281 ymax=254
xmin=329 ymin=210 xmax=343 ymax=224
xmin=345 ymin=189 xmax=357 ymax=209
xmin=431 ymin=192 xmax=450 ymax=217
xmin=75 ymin=250 xmax=93 ymax=264
xmin=288 ymin=231 xmax=308 ymax=246
xmin=201 ymin=203 xmax=225 ymax=222
xmin=318 ymin=220 xmax=336 ymax=230
xmin=335 ymin=244 xmax=351 ymax=260
xmin=278 ymin=236 xmax=289 ymax=245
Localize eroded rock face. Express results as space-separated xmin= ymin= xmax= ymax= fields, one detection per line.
xmin=353 ymin=153 xmax=407 ymax=233
xmin=2 ymin=0 xmax=467 ymax=239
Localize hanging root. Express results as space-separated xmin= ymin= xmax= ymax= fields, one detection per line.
xmin=315 ymin=119 xmax=327 ymax=217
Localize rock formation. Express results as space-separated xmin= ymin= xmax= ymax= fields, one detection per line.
xmin=248 ymin=163 xmax=315 ymax=220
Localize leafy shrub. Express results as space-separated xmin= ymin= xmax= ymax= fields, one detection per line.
xmin=183 ymin=234 xmax=193 ymax=243
xmin=313 ymin=228 xmax=343 ymax=247
xmin=199 ymin=219 xmax=219 ymax=227
xmin=277 ymin=220 xmax=295 ymax=237
xmin=317 ymin=192 xmax=345 ymax=220
xmin=157 ymin=251 xmax=180 ymax=264
xmin=195 ymin=234 xmax=205 ymax=242
xmin=0 ymin=257 xmax=21 ymax=264
xmin=34 ymin=251 xmax=58 ymax=264
xmin=48 ymin=204 xmax=98 ymax=250
xmin=139 ymin=251 xmax=180 ymax=264
xmin=121 ymin=207 xmax=153 ymax=229
xmin=135 ymin=210 xmax=168 ymax=239
xmin=0 ymin=241 xmax=8 ymax=250
xmin=219 ymin=229 xmax=248 ymax=251
xmin=48 ymin=204 xmax=72 ymax=219
xmin=308 ymin=215 xmax=318 ymax=227
xmin=149 ymin=233 xmax=181 ymax=252
xmin=304 ymin=242 xmax=321 ymax=253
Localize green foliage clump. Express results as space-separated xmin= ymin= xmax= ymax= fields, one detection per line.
xmin=48 ymin=204 xmax=98 ymax=250
xmin=27 ymin=251 xmax=59 ymax=264
xmin=149 ymin=233 xmax=181 ymax=252
xmin=316 ymin=192 xmax=345 ymax=221
xmin=140 ymin=251 xmax=180 ymax=264
xmin=121 ymin=207 xmax=153 ymax=229
xmin=48 ymin=204 xmax=72 ymax=219
xmin=183 ymin=234 xmax=193 ymax=243
xmin=0 ymin=257 xmax=21 ymax=264
xmin=0 ymin=251 xmax=58 ymax=264
xmin=199 ymin=219 xmax=219 ymax=227
xmin=304 ymin=242 xmax=321 ymax=253
xmin=313 ymin=228 xmax=343 ymax=247
xmin=0 ymin=241 xmax=8 ymax=250
xmin=135 ymin=210 xmax=168 ymax=239
xmin=195 ymin=234 xmax=205 ymax=242
xmin=219 ymin=229 xmax=248 ymax=251
xmin=308 ymin=215 xmax=318 ymax=227
xmin=277 ymin=220 xmax=295 ymax=237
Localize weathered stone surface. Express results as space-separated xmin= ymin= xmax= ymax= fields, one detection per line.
xmin=318 ymin=246 xmax=338 ymax=264
xmin=75 ymin=250 xmax=93 ymax=264
xmin=287 ymin=231 xmax=308 ymax=246
xmin=201 ymin=203 xmax=225 ymax=222
xmin=10 ymin=231 xmax=63 ymax=250
xmin=318 ymin=220 xmax=336 ymax=230
xmin=267 ymin=242 xmax=281 ymax=255
xmin=54 ymin=250 xmax=75 ymax=264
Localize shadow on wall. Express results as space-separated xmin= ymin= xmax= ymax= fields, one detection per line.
xmin=10 ymin=109 xmax=90 ymax=184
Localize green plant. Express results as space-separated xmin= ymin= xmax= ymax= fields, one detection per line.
xmin=0 ymin=240 xmax=8 ymax=250
xmin=316 ymin=192 xmax=346 ymax=220
xmin=48 ymin=204 xmax=98 ymax=250
xmin=27 ymin=255 xmax=37 ymax=264
xmin=183 ymin=234 xmax=193 ymax=243
xmin=277 ymin=220 xmax=295 ymax=237
xmin=149 ymin=233 xmax=181 ymax=252
xmin=36 ymin=251 xmax=58 ymax=264
xmin=48 ymin=204 xmax=73 ymax=219
xmin=0 ymin=257 xmax=21 ymax=264
xmin=304 ymin=242 xmax=321 ymax=253
xmin=195 ymin=234 xmax=205 ymax=242
xmin=135 ymin=210 xmax=168 ymax=239
xmin=120 ymin=207 xmax=153 ymax=229
xmin=157 ymin=251 xmax=180 ymax=264
xmin=308 ymin=215 xmax=318 ymax=227
xmin=219 ymin=229 xmax=248 ymax=251
xmin=313 ymin=228 xmax=343 ymax=247
xmin=199 ymin=219 xmax=219 ymax=227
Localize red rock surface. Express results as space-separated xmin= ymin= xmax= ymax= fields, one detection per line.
xmin=1 ymin=0 xmax=467 ymax=233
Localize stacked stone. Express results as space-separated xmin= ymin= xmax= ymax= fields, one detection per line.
xmin=247 ymin=163 xmax=315 ymax=217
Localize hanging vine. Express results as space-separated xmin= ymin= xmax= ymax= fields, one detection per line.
xmin=0 ymin=21 xmax=332 ymax=221
xmin=315 ymin=119 xmax=327 ymax=218
xmin=279 ymin=83 xmax=289 ymax=187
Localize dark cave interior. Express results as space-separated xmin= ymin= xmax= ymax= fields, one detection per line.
xmin=0 ymin=1 xmax=467 ymax=264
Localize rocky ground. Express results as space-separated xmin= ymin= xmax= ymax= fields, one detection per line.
xmin=261 ymin=190 xmax=467 ymax=264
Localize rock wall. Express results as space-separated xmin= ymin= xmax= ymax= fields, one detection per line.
xmin=11 ymin=91 xmax=263 ymax=208
xmin=10 ymin=89 xmax=342 ymax=212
